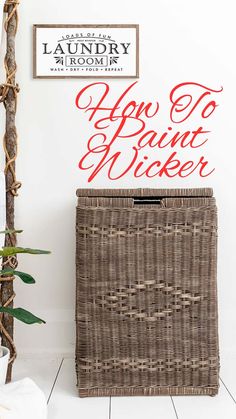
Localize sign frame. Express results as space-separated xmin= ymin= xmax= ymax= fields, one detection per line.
xmin=33 ymin=24 xmax=139 ymax=79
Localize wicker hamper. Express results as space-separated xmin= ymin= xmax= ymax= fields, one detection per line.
xmin=75 ymin=188 xmax=219 ymax=397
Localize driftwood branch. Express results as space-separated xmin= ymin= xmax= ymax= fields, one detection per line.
xmin=0 ymin=0 xmax=20 ymax=382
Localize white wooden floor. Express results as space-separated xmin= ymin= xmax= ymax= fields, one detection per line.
xmin=13 ymin=356 xmax=236 ymax=419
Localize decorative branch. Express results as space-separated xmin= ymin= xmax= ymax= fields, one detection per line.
xmin=0 ymin=0 xmax=21 ymax=382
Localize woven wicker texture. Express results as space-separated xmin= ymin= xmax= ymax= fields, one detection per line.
xmin=76 ymin=188 xmax=219 ymax=397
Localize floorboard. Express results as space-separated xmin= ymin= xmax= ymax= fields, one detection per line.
xmin=172 ymin=383 xmax=236 ymax=419
xmin=111 ymin=395 xmax=177 ymax=419
xmin=220 ymin=355 xmax=236 ymax=403
xmin=47 ymin=358 xmax=110 ymax=419
xmin=13 ymin=357 xmax=62 ymax=401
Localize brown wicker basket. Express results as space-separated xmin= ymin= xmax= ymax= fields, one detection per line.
xmin=76 ymin=188 xmax=219 ymax=397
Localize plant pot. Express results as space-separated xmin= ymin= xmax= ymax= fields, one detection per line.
xmin=0 ymin=346 xmax=10 ymax=385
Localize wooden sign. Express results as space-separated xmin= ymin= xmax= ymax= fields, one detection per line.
xmin=33 ymin=24 xmax=139 ymax=79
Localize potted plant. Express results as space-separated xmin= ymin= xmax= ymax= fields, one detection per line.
xmin=0 ymin=229 xmax=50 ymax=384
xmin=0 ymin=346 xmax=9 ymax=385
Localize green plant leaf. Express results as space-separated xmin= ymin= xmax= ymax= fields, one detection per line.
xmin=0 ymin=229 xmax=23 ymax=234
xmin=0 ymin=307 xmax=45 ymax=324
xmin=0 ymin=269 xmax=35 ymax=284
xmin=0 ymin=247 xmax=51 ymax=257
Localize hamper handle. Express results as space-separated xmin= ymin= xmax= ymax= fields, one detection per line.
xmin=133 ymin=198 xmax=165 ymax=207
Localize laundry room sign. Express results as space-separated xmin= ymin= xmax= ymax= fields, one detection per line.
xmin=33 ymin=24 xmax=139 ymax=78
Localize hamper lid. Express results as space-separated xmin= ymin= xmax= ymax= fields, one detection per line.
xmin=76 ymin=188 xmax=213 ymax=198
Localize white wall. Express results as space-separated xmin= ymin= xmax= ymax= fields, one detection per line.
xmin=0 ymin=0 xmax=235 ymax=358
